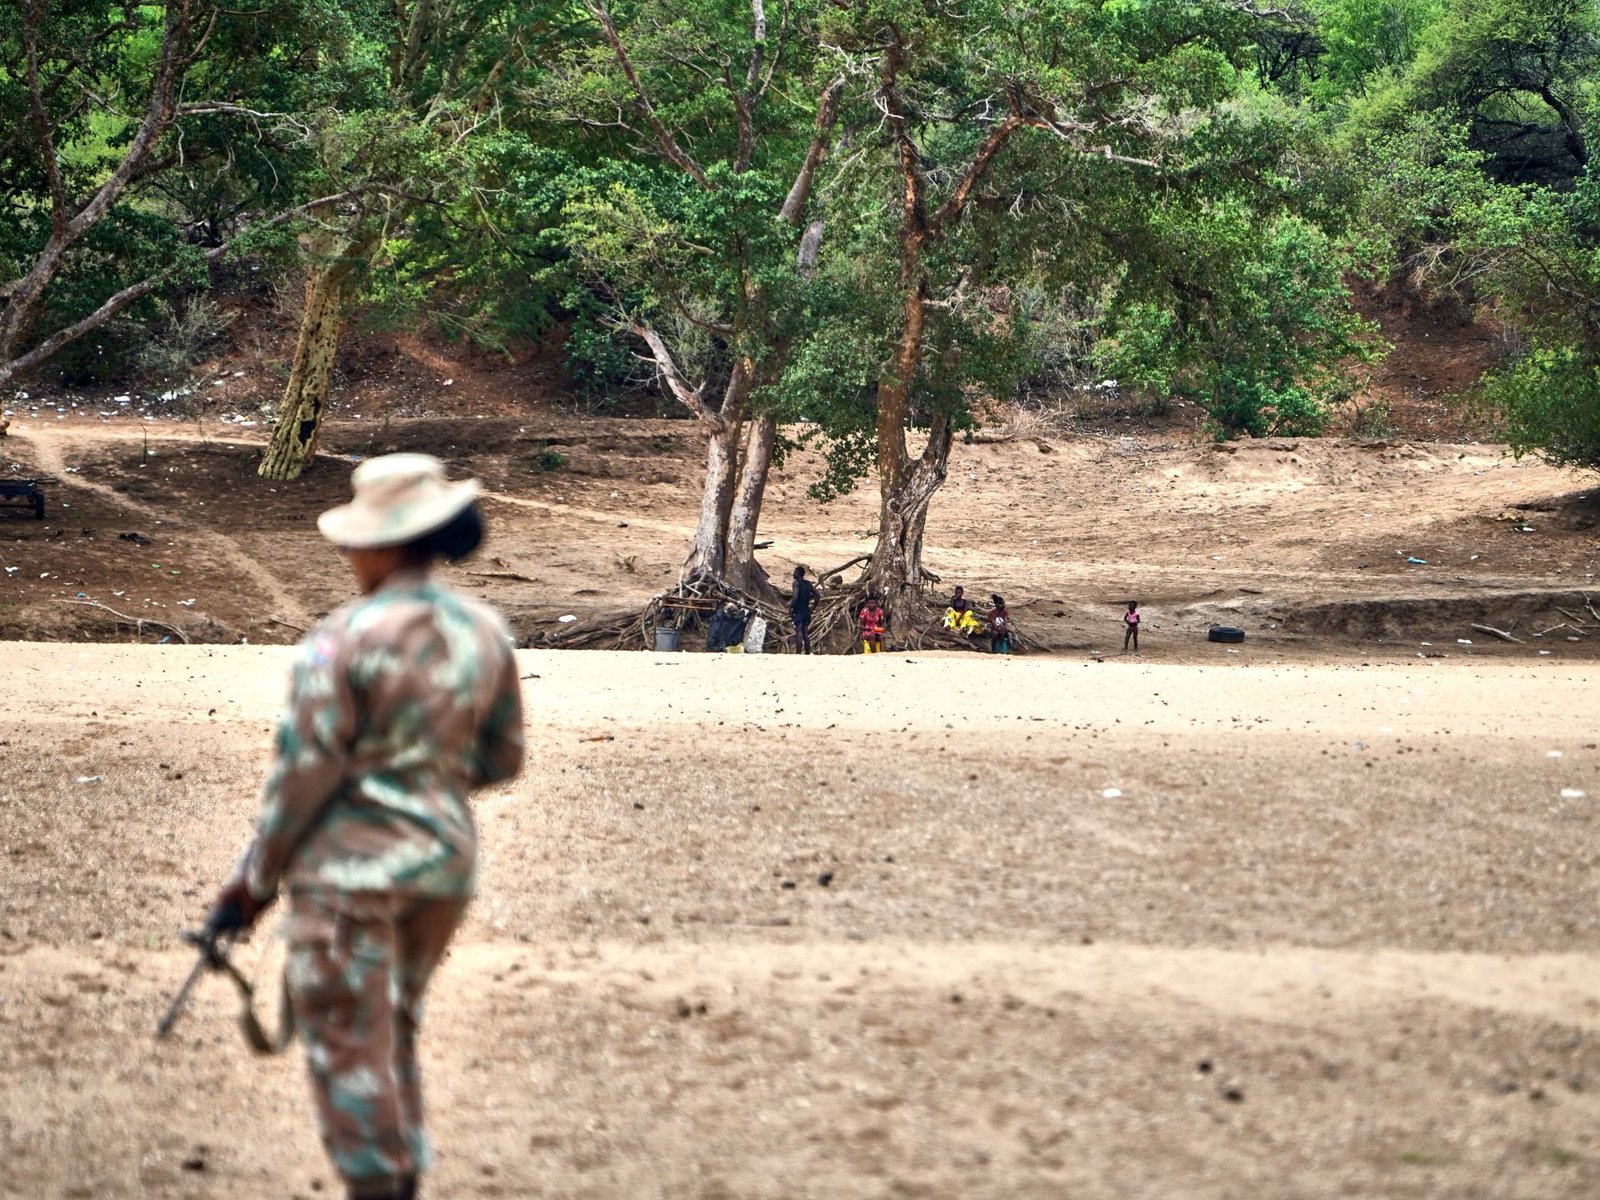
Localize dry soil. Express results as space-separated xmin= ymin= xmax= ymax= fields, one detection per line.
xmin=2 ymin=411 xmax=1600 ymax=1199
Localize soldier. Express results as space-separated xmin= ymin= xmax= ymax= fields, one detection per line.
xmin=209 ymin=453 xmax=525 ymax=1200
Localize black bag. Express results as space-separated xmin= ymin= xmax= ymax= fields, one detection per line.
xmin=706 ymin=605 xmax=750 ymax=651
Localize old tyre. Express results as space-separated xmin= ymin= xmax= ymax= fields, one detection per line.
xmin=1207 ymin=625 xmax=1245 ymax=644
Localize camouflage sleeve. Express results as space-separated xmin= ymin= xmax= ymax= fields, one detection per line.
xmin=245 ymin=629 xmax=359 ymax=898
xmin=471 ymin=635 xmax=525 ymax=788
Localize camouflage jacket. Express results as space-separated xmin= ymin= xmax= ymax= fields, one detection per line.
xmin=245 ymin=568 xmax=524 ymax=899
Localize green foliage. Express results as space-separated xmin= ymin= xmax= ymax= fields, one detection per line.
xmin=1089 ymin=195 xmax=1380 ymax=439
xmin=1202 ymin=214 xmax=1381 ymax=437
xmin=1352 ymin=92 xmax=1600 ymax=467
xmin=1404 ymin=0 xmax=1597 ymax=185
xmin=1306 ymin=0 xmax=1447 ymax=102
xmin=25 ymin=0 xmax=1595 ymax=491
xmin=1492 ymin=347 xmax=1600 ymax=471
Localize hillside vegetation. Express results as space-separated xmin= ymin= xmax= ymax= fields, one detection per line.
xmin=3 ymin=0 xmax=1599 ymax=615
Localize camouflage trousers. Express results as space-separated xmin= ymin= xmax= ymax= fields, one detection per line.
xmin=285 ymin=890 xmax=470 ymax=1189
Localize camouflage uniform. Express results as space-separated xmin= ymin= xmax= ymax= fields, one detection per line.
xmin=244 ymin=567 xmax=524 ymax=1191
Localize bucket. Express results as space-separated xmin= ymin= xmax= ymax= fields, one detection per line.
xmin=653 ymin=627 xmax=679 ymax=652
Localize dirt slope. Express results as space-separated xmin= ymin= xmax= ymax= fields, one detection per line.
xmin=3 ymin=415 xmax=1597 ymax=658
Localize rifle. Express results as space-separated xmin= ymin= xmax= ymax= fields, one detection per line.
xmin=155 ymin=920 xmax=235 ymax=1039
xmin=155 ymin=914 xmax=294 ymax=1053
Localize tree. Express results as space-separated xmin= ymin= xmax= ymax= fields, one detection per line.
xmin=542 ymin=0 xmax=844 ymax=590
xmin=1361 ymin=0 xmax=1597 ymax=184
xmin=0 ymin=0 xmax=333 ymax=392
xmin=258 ymin=0 xmax=548 ymax=479
xmin=784 ymin=0 xmax=1371 ymax=626
xmin=1347 ymin=0 xmax=1600 ymax=470
xmin=1098 ymin=209 xmax=1379 ymax=438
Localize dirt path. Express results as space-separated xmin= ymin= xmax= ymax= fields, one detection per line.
xmin=10 ymin=424 xmax=314 ymax=630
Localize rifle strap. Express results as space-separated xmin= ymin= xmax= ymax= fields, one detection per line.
xmin=212 ymin=952 xmax=296 ymax=1056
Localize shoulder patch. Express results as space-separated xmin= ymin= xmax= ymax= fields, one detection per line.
xmin=308 ymin=634 xmax=340 ymax=668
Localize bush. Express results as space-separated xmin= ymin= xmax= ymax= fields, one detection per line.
xmin=138 ymin=295 xmax=236 ymax=393
xmin=1492 ymin=348 xmax=1600 ymax=471
xmin=44 ymin=319 xmax=146 ymax=387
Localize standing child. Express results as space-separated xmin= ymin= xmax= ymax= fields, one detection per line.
xmin=858 ymin=595 xmax=886 ymax=655
xmin=1123 ymin=600 xmax=1140 ymax=653
xmin=790 ymin=566 xmax=819 ymax=654
xmin=987 ymin=594 xmax=1011 ymax=655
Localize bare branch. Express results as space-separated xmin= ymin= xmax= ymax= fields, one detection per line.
xmin=927 ymin=115 xmax=1026 ymax=235
xmin=583 ymin=0 xmax=712 ymax=189
xmin=176 ymin=101 xmax=287 ymax=119
xmin=629 ymin=323 xmax=724 ymax=430
xmin=778 ymin=76 xmax=846 ymax=225
xmin=756 ymin=0 xmax=791 ymax=101
xmin=1225 ymin=0 xmax=1307 ymax=20
xmin=0 ymin=0 xmax=198 ymax=363
xmin=668 ymin=295 xmax=737 ymax=337
xmin=1 ymin=187 xmax=371 ymax=388
xmin=744 ymin=0 xmax=767 ymax=92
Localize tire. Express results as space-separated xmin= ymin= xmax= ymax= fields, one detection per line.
xmin=32 ymin=492 xmax=44 ymax=520
xmin=1207 ymin=625 xmax=1245 ymax=644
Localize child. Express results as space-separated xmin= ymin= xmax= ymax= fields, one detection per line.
xmin=790 ymin=566 xmax=819 ymax=654
xmin=987 ymin=594 xmax=1011 ymax=655
xmin=858 ymin=595 xmax=886 ymax=655
xmin=1123 ymin=600 xmax=1140 ymax=652
xmin=943 ymin=586 xmax=982 ymax=636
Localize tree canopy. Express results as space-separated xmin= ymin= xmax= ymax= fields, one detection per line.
xmin=5 ymin=0 xmax=1600 ymax=598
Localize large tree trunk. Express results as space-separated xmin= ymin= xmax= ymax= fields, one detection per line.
xmin=678 ymin=356 xmax=757 ymax=583
xmin=866 ymin=204 xmax=936 ymax=632
xmin=258 ymin=240 xmax=367 ymax=481
xmin=724 ymin=411 xmax=777 ymax=593
xmin=682 ymin=414 xmax=743 ymax=582
xmin=867 ymin=411 xmax=952 ymax=629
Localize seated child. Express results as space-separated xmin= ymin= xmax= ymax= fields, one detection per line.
xmin=942 ymin=585 xmax=984 ymax=635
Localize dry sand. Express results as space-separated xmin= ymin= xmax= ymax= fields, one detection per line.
xmin=3 ymin=643 xmax=1599 ymax=1199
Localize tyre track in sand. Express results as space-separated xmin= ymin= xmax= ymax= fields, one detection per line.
xmin=12 ymin=424 xmax=314 ymax=629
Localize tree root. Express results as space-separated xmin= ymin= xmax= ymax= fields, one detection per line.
xmin=530 ymin=577 xmax=1045 ymax=655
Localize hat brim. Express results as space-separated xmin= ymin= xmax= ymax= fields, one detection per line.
xmin=317 ymin=478 xmax=479 ymax=549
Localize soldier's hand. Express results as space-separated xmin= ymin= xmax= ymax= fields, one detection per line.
xmin=208 ymin=877 xmax=275 ymax=935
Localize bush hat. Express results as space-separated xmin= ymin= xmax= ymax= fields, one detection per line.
xmin=317 ymin=453 xmax=479 ymax=549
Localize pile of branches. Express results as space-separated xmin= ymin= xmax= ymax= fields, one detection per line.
xmin=533 ymin=576 xmax=794 ymax=652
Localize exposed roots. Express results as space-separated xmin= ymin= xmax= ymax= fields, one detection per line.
xmin=532 ymin=577 xmax=796 ymax=652
xmin=531 ymin=572 xmax=1043 ymax=655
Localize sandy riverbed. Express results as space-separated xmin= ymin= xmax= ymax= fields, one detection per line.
xmin=2 ymin=644 xmax=1598 ymax=1198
